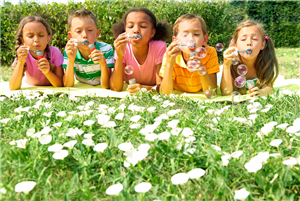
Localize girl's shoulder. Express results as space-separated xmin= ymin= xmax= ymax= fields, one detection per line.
xmin=149 ymin=40 xmax=166 ymax=48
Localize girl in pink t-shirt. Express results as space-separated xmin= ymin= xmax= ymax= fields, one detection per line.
xmin=110 ymin=7 xmax=172 ymax=95
xmin=9 ymin=16 xmax=64 ymax=90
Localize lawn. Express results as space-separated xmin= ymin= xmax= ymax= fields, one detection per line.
xmin=0 ymin=47 xmax=300 ymax=200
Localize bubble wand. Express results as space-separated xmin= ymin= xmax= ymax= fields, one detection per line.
xmin=126 ymin=33 xmax=142 ymax=40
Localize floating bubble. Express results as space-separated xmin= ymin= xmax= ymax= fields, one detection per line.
xmin=205 ymin=89 xmax=213 ymax=99
xmin=125 ymin=65 xmax=134 ymax=75
xmin=196 ymin=47 xmax=207 ymax=58
xmin=224 ymin=87 xmax=231 ymax=95
xmin=231 ymin=91 xmax=241 ymax=103
xmin=187 ymin=60 xmax=199 ymax=72
xmin=232 ymin=58 xmax=239 ymax=65
xmin=187 ymin=39 xmax=196 ymax=49
xmin=198 ymin=66 xmax=207 ymax=75
xmin=234 ymin=76 xmax=246 ymax=88
xmin=237 ymin=64 xmax=247 ymax=76
xmin=215 ymin=43 xmax=224 ymax=52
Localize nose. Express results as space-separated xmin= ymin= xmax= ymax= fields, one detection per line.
xmin=247 ymin=38 xmax=252 ymax=46
xmin=82 ymin=30 xmax=88 ymax=38
xmin=133 ymin=25 xmax=140 ymax=34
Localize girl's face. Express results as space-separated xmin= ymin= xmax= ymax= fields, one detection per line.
xmin=21 ymin=21 xmax=50 ymax=55
xmin=125 ymin=12 xmax=156 ymax=47
xmin=236 ymin=26 xmax=265 ymax=61
xmin=175 ymin=19 xmax=208 ymax=61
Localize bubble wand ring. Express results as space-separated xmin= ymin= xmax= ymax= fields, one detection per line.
xmin=29 ymin=50 xmax=43 ymax=54
xmin=75 ymin=40 xmax=89 ymax=46
xmin=127 ymin=33 xmax=142 ymax=40
xmin=237 ymin=49 xmax=252 ymax=55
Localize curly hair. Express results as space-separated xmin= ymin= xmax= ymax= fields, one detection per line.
xmin=14 ymin=16 xmax=53 ymax=70
xmin=230 ymin=19 xmax=279 ymax=94
xmin=111 ymin=7 xmax=172 ymax=42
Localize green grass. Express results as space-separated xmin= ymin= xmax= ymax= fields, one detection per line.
xmin=1 ymin=90 xmax=300 ymax=200
xmin=1 ymin=48 xmax=299 ymax=81
xmin=1 ymin=47 xmax=300 ymax=200
xmin=275 ymin=48 xmax=300 ymax=79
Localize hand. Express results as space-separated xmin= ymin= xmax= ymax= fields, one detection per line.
xmin=127 ymin=83 xmax=141 ymax=96
xmin=250 ymin=87 xmax=262 ymax=97
xmin=65 ymin=39 xmax=78 ymax=61
xmin=16 ymin=45 xmax=29 ymax=65
xmin=223 ymin=47 xmax=238 ymax=68
xmin=166 ymin=41 xmax=181 ymax=64
xmin=114 ymin=32 xmax=128 ymax=58
xmin=89 ymin=49 xmax=106 ymax=65
xmin=37 ymin=58 xmax=50 ymax=75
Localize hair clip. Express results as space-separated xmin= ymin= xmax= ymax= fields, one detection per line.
xmin=265 ymin=35 xmax=269 ymax=40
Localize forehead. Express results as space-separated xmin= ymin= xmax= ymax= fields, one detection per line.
xmin=23 ymin=21 xmax=47 ymax=32
xmin=71 ymin=16 xmax=97 ymax=28
xmin=126 ymin=11 xmax=152 ymax=23
xmin=177 ymin=19 xmax=203 ymax=33
xmin=239 ymin=26 xmax=262 ymax=37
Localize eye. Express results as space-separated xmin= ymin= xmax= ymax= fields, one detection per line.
xmin=194 ymin=33 xmax=200 ymax=36
xmin=141 ymin=26 xmax=146 ymax=28
xmin=76 ymin=30 xmax=81 ymax=33
xmin=39 ymin=35 xmax=44 ymax=37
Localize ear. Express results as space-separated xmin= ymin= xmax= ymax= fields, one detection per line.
xmin=203 ymin=33 xmax=208 ymax=45
xmin=68 ymin=32 xmax=73 ymax=39
xmin=172 ymin=36 xmax=177 ymax=42
xmin=261 ymin=40 xmax=266 ymax=50
xmin=150 ymin=28 xmax=156 ymax=38
xmin=21 ymin=37 xmax=24 ymax=44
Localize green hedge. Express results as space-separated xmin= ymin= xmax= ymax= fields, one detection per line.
xmin=1 ymin=0 xmax=300 ymax=65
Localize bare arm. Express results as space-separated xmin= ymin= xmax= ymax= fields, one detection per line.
xmin=220 ymin=47 xmax=237 ymax=95
xmin=200 ymin=72 xmax=217 ymax=92
xmin=63 ymin=60 xmax=75 ymax=87
xmin=9 ymin=60 xmax=25 ymax=90
xmin=110 ymin=57 xmax=125 ymax=91
xmin=160 ymin=42 xmax=181 ymax=95
xmin=63 ymin=40 xmax=78 ymax=87
xmin=44 ymin=64 xmax=64 ymax=87
xmin=9 ymin=46 xmax=28 ymax=90
xmin=110 ymin=33 xmax=128 ymax=91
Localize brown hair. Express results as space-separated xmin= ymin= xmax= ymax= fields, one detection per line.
xmin=68 ymin=8 xmax=98 ymax=29
xmin=230 ymin=19 xmax=279 ymax=93
xmin=173 ymin=14 xmax=207 ymax=37
xmin=111 ymin=7 xmax=172 ymax=41
xmin=14 ymin=16 xmax=52 ymax=70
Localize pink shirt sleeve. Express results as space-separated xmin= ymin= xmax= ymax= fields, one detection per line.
xmin=50 ymin=46 xmax=64 ymax=67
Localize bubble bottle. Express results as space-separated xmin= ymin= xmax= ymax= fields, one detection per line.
xmin=246 ymin=80 xmax=255 ymax=94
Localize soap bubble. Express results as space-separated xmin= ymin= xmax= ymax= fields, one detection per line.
xmin=187 ymin=39 xmax=196 ymax=49
xmin=215 ymin=43 xmax=224 ymax=52
xmin=125 ymin=65 xmax=134 ymax=75
xmin=187 ymin=60 xmax=199 ymax=72
xmin=237 ymin=64 xmax=247 ymax=76
xmin=205 ymin=89 xmax=213 ymax=99
xmin=196 ymin=47 xmax=207 ymax=58
xmin=234 ymin=76 xmax=246 ymax=88
xmin=231 ymin=91 xmax=241 ymax=103
xmin=232 ymin=58 xmax=239 ymax=65
xmin=198 ymin=66 xmax=207 ymax=75
xmin=223 ymin=87 xmax=231 ymax=95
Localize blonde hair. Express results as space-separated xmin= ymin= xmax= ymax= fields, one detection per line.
xmin=173 ymin=14 xmax=207 ymax=37
xmin=230 ymin=20 xmax=279 ymax=93
xmin=68 ymin=8 xmax=97 ymax=29
xmin=14 ymin=16 xmax=52 ymax=70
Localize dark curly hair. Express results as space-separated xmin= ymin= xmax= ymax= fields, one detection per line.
xmin=111 ymin=7 xmax=172 ymax=42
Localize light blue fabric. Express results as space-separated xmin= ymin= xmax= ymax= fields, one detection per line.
xmin=217 ymin=64 xmax=223 ymax=86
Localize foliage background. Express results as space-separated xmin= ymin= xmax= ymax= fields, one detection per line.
xmin=1 ymin=0 xmax=300 ymax=65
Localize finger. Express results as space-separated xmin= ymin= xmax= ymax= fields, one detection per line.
xmin=115 ymin=40 xmax=128 ymax=48
xmin=250 ymin=87 xmax=259 ymax=92
xmin=250 ymin=91 xmax=259 ymax=97
xmin=128 ymin=87 xmax=140 ymax=94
